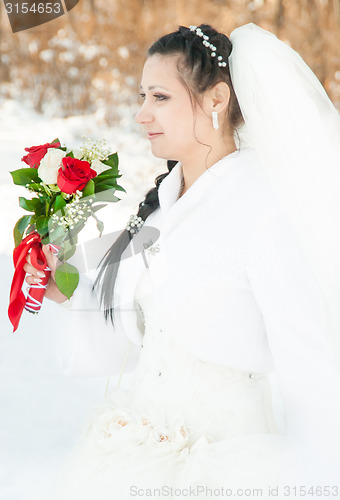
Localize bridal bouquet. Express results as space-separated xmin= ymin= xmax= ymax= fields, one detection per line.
xmin=8 ymin=138 xmax=125 ymax=332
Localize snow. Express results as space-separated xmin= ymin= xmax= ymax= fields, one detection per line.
xmin=0 ymin=99 xmax=165 ymax=499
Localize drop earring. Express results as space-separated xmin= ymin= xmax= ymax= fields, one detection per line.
xmin=212 ymin=111 xmax=219 ymax=130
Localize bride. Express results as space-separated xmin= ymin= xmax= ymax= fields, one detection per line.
xmin=25 ymin=23 xmax=340 ymax=499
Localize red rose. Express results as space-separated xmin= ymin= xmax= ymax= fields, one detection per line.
xmin=57 ymin=157 xmax=97 ymax=194
xmin=21 ymin=141 xmax=61 ymax=168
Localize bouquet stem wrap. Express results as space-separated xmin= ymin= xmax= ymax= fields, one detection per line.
xmin=8 ymin=232 xmax=59 ymax=332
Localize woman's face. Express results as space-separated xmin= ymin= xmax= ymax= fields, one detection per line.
xmin=135 ymin=54 xmax=211 ymax=163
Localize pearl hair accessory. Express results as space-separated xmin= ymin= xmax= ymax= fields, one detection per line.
xmin=189 ymin=25 xmax=227 ymax=67
xmin=126 ymin=214 xmax=144 ymax=235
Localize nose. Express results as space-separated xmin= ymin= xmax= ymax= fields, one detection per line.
xmin=135 ymin=102 xmax=154 ymax=125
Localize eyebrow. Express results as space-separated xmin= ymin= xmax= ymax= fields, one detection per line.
xmin=140 ymin=85 xmax=170 ymax=91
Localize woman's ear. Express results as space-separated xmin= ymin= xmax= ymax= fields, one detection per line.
xmin=209 ymin=82 xmax=231 ymax=114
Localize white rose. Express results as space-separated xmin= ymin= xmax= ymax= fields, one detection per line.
xmin=91 ymin=408 xmax=148 ymax=451
xmin=91 ymin=158 xmax=110 ymax=175
xmin=72 ymin=148 xmax=83 ymax=159
xmin=38 ymin=148 xmax=66 ymax=184
xmin=145 ymin=421 xmax=190 ymax=455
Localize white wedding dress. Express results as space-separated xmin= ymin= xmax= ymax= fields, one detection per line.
xmin=47 ymin=147 xmax=340 ymax=499
xmin=49 ymin=261 xmax=287 ymax=500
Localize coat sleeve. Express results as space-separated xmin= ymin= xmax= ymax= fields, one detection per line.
xmin=244 ymin=202 xmax=340 ymax=485
xmin=55 ymin=208 xmax=162 ymax=378
xmin=56 ymin=265 xmax=143 ymax=378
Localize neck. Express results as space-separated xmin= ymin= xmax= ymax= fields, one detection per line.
xmin=179 ymin=139 xmax=237 ymax=198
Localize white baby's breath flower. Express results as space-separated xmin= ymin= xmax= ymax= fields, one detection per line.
xmin=49 ymin=195 xmax=91 ymax=232
xmin=38 ymin=148 xmax=66 ymax=184
xmin=79 ymin=138 xmax=111 ymax=163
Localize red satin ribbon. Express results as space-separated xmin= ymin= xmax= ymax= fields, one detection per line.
xmin=8 ymin=232 xmax=51 ymax=332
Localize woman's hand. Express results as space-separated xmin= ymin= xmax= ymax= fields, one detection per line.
xmin=23 ymin=244 xmax=68 ymax=304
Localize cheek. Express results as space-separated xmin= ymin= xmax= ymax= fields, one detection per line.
xmin=171 ymin=104 xmax=196 ymax=139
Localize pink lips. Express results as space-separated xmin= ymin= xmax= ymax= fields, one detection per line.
xmin=148 ymin=133 xmax=163 ymax=140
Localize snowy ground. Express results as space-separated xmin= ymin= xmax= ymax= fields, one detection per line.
xmin=0 ymin=99 xmax=165 ymax=499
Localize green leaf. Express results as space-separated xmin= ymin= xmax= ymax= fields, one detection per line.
xmin=82 ymin=179 xmax=95 ymax=198
xmin=69 ymin=220 xmax=87 ymax=236
xmin=58 ymin=239 xmax=77 ymax=261
xmin=94 ymin=182 xmax=119 ymax=193
xmin=91 ymin=213 xmax=104 ymax=237
xmin=113 ymin=184 xmax=126 ymax=193
xmin=55 ymin=262 xmax=79 ymax=299
xmin=66 ymin=232 xmax=78 ymax=246
xmin=10 ymin=168 xmax=42 ymax=186
xmin=95 ymin=183 xmax=119 ymax=195
xmin=51 ymin=138 xmax=60 ymax=145
xmin=96 ymin=219 xmax=104 ymax=236
xmin=94 ymin=171 xmax=120 ymax=181
xmin=26 ymin=223 xmax=36 ymax=235
xmin=101 ymin=152 xmax=119 ymax=171
xmin=41 ymin=226 xmax=67 ymax=246
xmin=92 ymin=172 xmax=122 ymax=188
xmin=95 ymin=166 xmax=112 ymax=176
xmin=93 ymin=191 xmax=120 ymax=203
xmin=39 ymin=191 xmax=50 ymax=203
xmin=61 ymin=228 xmax=78 ymax=248
xmin=53 ymin=194 xmax=66 ymax=213
xmin=19 ymin=196 xmax=44 ymax=213
xmin=14 ymin=223 xmax=21 ymax=248
xmin=91 ymin=203 xmax=107 ymax=213
xmin=27 ymin=182 xmax=44 ymax=192
xmin=36 ymin=215 xmax=49 ymax=237
xmin=40 ymin=183 xmax=52 ymax=196
xmin=13 ymin=215 xmax=32 ymax=247
xmin=48 ymin=184 xmax=61 ymax=193
xmin=18 ymin=215 xmax=32 ymax=234
xmin=66 ymin=151 xmax=74 ymax=158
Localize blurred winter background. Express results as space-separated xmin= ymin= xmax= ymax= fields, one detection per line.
xmin=1 ymin=1 xmax=340 ymax=498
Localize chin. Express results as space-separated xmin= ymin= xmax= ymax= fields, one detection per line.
xmin=151 ymin=149 xmax=175 ymax=161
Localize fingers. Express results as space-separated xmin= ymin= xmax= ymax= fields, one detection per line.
xmin=24 ymin=244 xmax=59 ymax=286
xmin=23 ymin=260 xmax=46 ymax=285
xmin=42 ymin=244 xmax=58 ymax=274
xmin=25 ymin=274 xmax=45 ymax=286
xmin=23 ymin=261 xmax=45 ymax=276
xmin=24 ymin=250 xmax=48 ymax=286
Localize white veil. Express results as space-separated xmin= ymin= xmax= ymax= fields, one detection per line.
xmin=229 ymin=23 xmax=340 ymax=363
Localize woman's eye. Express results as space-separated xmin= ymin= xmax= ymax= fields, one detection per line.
xmin=154 ymin=94 xmax=168 ymax=101
xmin=138 ymin=93 xmax=168 ymax=101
